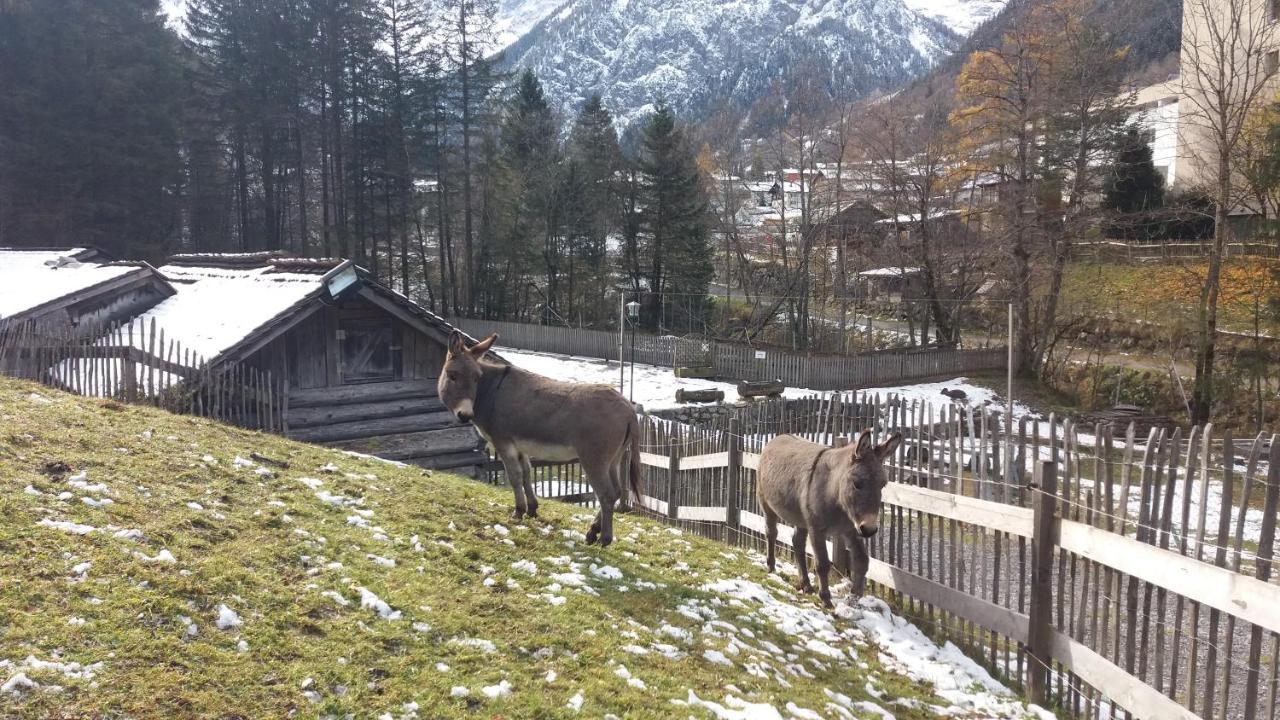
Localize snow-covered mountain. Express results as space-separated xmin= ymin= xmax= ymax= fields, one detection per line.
xmin=900 ymin=0 xmax=1006 ymax=37
xmin=497 ymin=0 xmax=1008 ymax=128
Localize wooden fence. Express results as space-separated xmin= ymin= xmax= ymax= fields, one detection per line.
xmin=449 ymin=316 xmax=1008 ymax=391
xmin=1080 ymin=239 xmax=1280 ymax=261
xmin=0 ymin=318 xmax=285 ymax=432
xmin=484 ymin=394 xmax=1280 ymax=720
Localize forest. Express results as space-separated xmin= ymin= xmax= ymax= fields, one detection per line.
xmin=0 ymin=0 xmax=713 ymax=329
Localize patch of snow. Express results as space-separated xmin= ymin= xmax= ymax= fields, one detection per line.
xmin=357 ymin=587 xmax=401 ymax=620
xmin=450 ymin=686 xmax=470 ymax=698
xmin=37 ymin=518 xmax=96 ymax=535
xmin=448 ymin=637 xmax=497 ymax=654
xmin=215 ymin=604 xmax=242 ymax=630
xmin=481 ymin=679 xmax=512 ymax=699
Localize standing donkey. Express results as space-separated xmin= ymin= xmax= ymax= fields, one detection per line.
xmin=757 ymin=429 xmax=901 ymax=608
xmin=437 ymin=331 xmax=642 ymax=547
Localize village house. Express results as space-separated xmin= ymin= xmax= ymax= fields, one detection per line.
xmin=0 ymin=248 xmax=488 ymax=473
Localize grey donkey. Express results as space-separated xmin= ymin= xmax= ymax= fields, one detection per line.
xmin=757 ymin=429 xmax=902 ymax=608
xmin=437 ymin=331 xmax=642 ymax=547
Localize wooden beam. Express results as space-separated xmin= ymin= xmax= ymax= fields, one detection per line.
xmin=287 ymin=396 xmax=445 ymax=429
xmin=287 ymin=410 xmax=459 ymax=444
xmin=1057 ymin=517 xmax=1280 ymax=635
xmin=639 ymin=451 xmax=667 ymax=469
xmin=882 ymin=481 xmax=1035 ymax=538
xmin=864 ymin=559 xmax=1030 ymax=644
xmin=676 ymin=505 xmax=729 ymax=523
xmin=287 ymin=379 xmax=437 ymax=408
xmin=679 ymin=451 xmax=730 ymax=471
xmin=325 ymin=425 xmax=481 ymax=459
xmin=1049 ymin=631 xmax=1201 ymax=720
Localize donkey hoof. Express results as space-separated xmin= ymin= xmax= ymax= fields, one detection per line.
xmin=797 ymin=582 xmax=813 ymax=594
xmin=510 ymin=508 xmax=526 ymax=521
xmin=526 ymin=506 xmax=539 ymax=519
xmin=585 ymin=528 xmax=599 ymax=545
xmin=819 ymin=592 xmax=834 ymax=609
xmin=598 ymin=535 xmax=613 ymax=548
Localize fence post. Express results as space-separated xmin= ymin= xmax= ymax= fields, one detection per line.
xmin=831 ymin=436 xmax=852 ymax=576
xmin=667 ymin=424 xmax=682 ymax=521
xmin=725 ymin=416 xmax=742 ymax=540
xmin=1242 ymin=442 xmax=1279 ymax=720
xmin=1026 ymin=458 xmax=1059 ymax=706
xmin=122 ymin=351 xmax=138 ymax=404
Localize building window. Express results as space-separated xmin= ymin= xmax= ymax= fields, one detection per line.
xmin=1268 ymin=50 xmax=1280 ymax=76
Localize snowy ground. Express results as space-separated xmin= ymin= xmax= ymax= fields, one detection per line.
xmin=501 ymin=347 xmax=1018 ymax=416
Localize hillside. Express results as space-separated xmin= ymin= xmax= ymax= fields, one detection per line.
xmin=900 ymin=0 xmax=1182 ymax=103
xmin=0 ymin=377 xmax=1052 ymax=718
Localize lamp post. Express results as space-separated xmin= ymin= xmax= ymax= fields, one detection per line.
xmin=626 ymin=300 xmax=641 ymax=401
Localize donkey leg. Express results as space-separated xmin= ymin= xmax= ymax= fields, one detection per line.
xmin=519 ymin=454 xmax=538 ymax=518
xmin=498 ymin=447 xmax=528 ymax=520
xmin=792 ymin=527 xmax=812 ymax=593
xmin=583 ymin=459 xmax=617 ymax=547
xmin=763 ymin=506 xmax=778 ymax=573
xmin=847 ymin=534 xmax=870 ymax=598
xmin=811 ymin=531 xmax=834 ymax=609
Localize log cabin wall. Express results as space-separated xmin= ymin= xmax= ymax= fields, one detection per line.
xmin=242 ymin=295 xmax=483 ymax=473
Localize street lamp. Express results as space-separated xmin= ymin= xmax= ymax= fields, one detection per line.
xmin=626 ymin=300 xmax=641 ymax=401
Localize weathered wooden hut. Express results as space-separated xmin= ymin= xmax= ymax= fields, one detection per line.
xmin=9 ymin=250 xmax=486 ymax=472
xmin=0 ymin=247 xmax=174 ymax=332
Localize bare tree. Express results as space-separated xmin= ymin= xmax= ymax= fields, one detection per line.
xmin=1178 ymin=0 xmax=1279 ymax=423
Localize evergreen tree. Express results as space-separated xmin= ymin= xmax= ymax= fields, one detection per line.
xmin=0 ymin=0 xmax=183 ymax=259
xmin=496 ymin=69 xmax=561 ymax=319
xmin=564 ymin=95 xmax=623 ymax=322
xmin=1105 ymin=126 xmax=1166 ymax=214
xmin=636 ymin=103 xmax=713 ymax=330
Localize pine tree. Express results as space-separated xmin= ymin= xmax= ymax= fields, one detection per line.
xmin=564 ymin=95 xmax=623 ymax=322
xmin=1105 ymin=126 xmax=1166 ymax=214
xmin=637 ymin=103 xmax=713 ymax=330
xmin=0 ymin=0 xmax=183 ymax=259
xmin=496 ymin=69 xmax=561 ymax=319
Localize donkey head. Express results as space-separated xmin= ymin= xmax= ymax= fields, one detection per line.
xmin=838 ymin=430 xmax=903 ymax=538
xmin=438 ymin=331 xmax=498 ymax=423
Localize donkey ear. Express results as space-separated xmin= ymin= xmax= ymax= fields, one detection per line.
xmin=852 ymin=430 xmax=874 ymax=459
xmin=448 ymin=330 xmax=466 ymax=355
xmin=470 ymin=333 xmax=498 ymax=356
xmin=448 ymin=330 xmax=465 ymax=355
xmin=875 ymin=432 xmax=903 ymax=461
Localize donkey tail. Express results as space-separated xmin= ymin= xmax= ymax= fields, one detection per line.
xmin=626 ymin=417 xmax=643 ymax=507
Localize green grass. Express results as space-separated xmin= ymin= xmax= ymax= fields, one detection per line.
xmin=0 ymin=376 xmax=1040 ymax=718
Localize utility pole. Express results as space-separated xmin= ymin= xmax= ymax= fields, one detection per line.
xmin=619 ymin=294 xmax=626 ymax=395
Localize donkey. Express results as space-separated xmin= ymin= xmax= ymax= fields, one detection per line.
xmin=757 ymin=429 xmax=901 ymax=608
xmin=437 ymin=331 xmax=642 ymax=547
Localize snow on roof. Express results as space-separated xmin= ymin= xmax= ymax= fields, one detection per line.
xmin=858 ymin=267 xmax=923 ymax=278
xmin=0 ymin=248 xmax=140 ymax=320
xmin=116 ymin=263 xmax=328 ymax=362
xmin=875 ymin=209 xmax=962 ymax=225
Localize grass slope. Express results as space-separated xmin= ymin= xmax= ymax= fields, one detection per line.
xmin=0 ymin=377 xmax=1044 ymax=719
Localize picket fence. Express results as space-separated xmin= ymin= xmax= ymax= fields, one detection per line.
xmin=1079 ymin=239 xmax=1280 ymax=261
xmin=0 ymin=319 xmax=285 ymax=433
xmin=486 ymin=394 xmax=1280 ymax=720
xmin=449 ymin=316 xmax=1008 ymax=391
